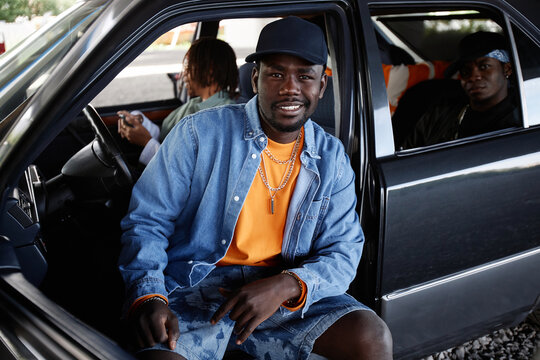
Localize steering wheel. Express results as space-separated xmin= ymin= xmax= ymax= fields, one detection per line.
xmin=82 ymin=104 xmax=134 ymax=187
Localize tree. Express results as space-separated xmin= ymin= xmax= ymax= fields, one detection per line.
xmin=0 ymin=0 xmax=76 ymax=22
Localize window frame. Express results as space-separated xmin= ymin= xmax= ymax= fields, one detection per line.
xmin=367 ymin=2 xmax=536 ymax=157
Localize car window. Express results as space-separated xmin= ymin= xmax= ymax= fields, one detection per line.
xmin=512 ymin=24 xmax=540 ymax=127
xmin=89 ymin=16 xmax=338 ymax=135
xmin=91 ymin=22 xmax=197 ymax=107
xmin=91 ymin=18 xmax=281 ymax=108
xmin=218 ymin=18 xmax=278 ymax=65
xmin=372 ymin=9 xmax=523 ymax=151
xmin=374 ymin=11 xmax=502 ymax=63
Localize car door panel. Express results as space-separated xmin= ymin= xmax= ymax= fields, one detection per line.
xmin=375 ymin=130 xmax=540 ymax=357
xmin=382 ymin=246 xmax=540 ymax=358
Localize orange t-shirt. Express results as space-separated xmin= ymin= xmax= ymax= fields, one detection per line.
xmin=218 ymin=130 xmax=307 ymax=310
xmin=130 ymin=132 xmax=307 ymax=316
xmin=218 ymin=130 xmax=303 ymax=266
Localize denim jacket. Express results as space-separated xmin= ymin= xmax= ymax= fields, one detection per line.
xmin=119 ymin=96 xmax=364 ymax=316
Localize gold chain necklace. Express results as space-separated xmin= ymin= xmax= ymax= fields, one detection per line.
xmin=258 ymin=131 xmax=303 ymax=214
xmin=264 ymin=147 xmax=293 ymax=164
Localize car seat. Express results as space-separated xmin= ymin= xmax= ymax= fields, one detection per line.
xmin=237 ymin=62 xmax=256 ymax=103
xmin=311 ymin=77 xmax=335 ymax=134
xmin=392 ymin=78 xmax=466 ymax=149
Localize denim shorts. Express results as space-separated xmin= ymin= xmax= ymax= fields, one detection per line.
xmin=138 ymin=266 xmax=371 ymax=360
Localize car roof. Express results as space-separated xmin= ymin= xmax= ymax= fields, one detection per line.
xmin=366 ymin=0 xmax=540 ymax=30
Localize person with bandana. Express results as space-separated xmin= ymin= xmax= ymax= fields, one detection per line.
xmin=402 ymin=31 xmax=520 ymax=149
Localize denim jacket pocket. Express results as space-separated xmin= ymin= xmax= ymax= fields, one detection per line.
xmin=308 ymin=196 xmax=330 ymax=233
xmin=295 ymin=196 xmax=330 ymax=257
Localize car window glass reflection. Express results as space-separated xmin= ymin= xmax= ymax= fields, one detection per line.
xmin=512 ymin=24 xmax=540 ymax=127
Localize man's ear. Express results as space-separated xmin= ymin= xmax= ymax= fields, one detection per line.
xmin=504 ymin=62 xmax=513 ymax=78
xmin=251 ymin=66 xmax=259 ymax=94
xmin=318 ymin=73 xmax=328 ymax=99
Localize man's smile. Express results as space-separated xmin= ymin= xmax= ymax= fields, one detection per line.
xmin=273 ymin=100 xmax=309 ymax=116
xmin=279 ymin=104 xmax=301 ymax=111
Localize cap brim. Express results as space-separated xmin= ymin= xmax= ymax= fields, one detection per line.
xmin=245 ymin=49 xmax=325 ymax=65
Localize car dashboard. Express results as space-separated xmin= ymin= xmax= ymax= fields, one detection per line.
xmin=1 ymin=165 xmax=48 ymax=286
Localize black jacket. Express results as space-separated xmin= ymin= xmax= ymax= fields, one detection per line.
xmin=402 ymin=91 xmax=519 ymax=149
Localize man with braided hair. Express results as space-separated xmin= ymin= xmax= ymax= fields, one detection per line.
xmin=118 ymin=37 xmax=238 ymax=165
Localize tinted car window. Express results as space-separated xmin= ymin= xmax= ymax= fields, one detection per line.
xmin=375 ymin=11 xmax=502 ymax=62
xmin=373 ymin=9 xmax=523 ymax=151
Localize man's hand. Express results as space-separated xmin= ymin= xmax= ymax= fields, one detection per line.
xmin=211 ymin=273 xmax=301 ymax=345
xmin=129 ymin=299 xmax=180 ymax=350
xmin=117 ymin=111 xmax=152 ymax=147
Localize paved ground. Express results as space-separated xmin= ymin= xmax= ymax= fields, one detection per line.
xmin=308 ymin=319 xmax=539 ymax=360
xmin=422 ymin=319 xmax=539 ymax=360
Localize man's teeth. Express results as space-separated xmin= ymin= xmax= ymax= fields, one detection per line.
xmin=280 ymin=105 xmax=301 ymax=110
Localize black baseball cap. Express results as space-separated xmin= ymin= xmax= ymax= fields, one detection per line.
xmin=245 ymin=16 xmax=327 ymax=65
xmin=445 ymin=31 xmax=509 ymax=77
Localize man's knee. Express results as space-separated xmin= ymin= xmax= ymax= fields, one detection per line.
xmin=316 ymin=310 xmax=393 ymax=359
xmin=346 ymin=310 xmax=393 ymax=358
xmin=353 ymin=311 xmax=392 ymax=352
xmin=137 ymin=350 xmax=186 ymax=360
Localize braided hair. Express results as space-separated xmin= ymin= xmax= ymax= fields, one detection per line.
xmin=183 ymin=37 xmax=238 ymax=98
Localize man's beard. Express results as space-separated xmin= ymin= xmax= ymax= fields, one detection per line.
xmin=266 ymin=114 xmax=309 ymax=133
xmin=266 ymin=99 xmax=312 ymax=133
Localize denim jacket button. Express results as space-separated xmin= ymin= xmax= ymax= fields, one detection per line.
xmin=248 ymin=131 xmax=253 ymax=136
xmin=188 ymin=260 xmax=193 ymax=264
xmin=259 ymin=137 xmax=265 ymax=142
xmin=221 ymin=239 xmax=227 ymax=245
xmin=234 ymin=196 xmax=240 ymax=201
xmin=251 ymin=153 xmax=257 ymax=159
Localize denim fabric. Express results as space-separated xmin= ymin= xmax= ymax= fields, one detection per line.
xmin=118 ymin=96 xmax=364 ymax=316
xmin=138 ymin=266 xmax=371 ymax=360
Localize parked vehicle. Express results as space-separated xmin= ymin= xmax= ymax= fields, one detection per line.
xmin=0 ymin=0 xmax=539 ymax=359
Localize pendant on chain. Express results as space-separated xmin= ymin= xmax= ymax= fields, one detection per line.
xmin=259 ymin=131 xmax=302 ymax=216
